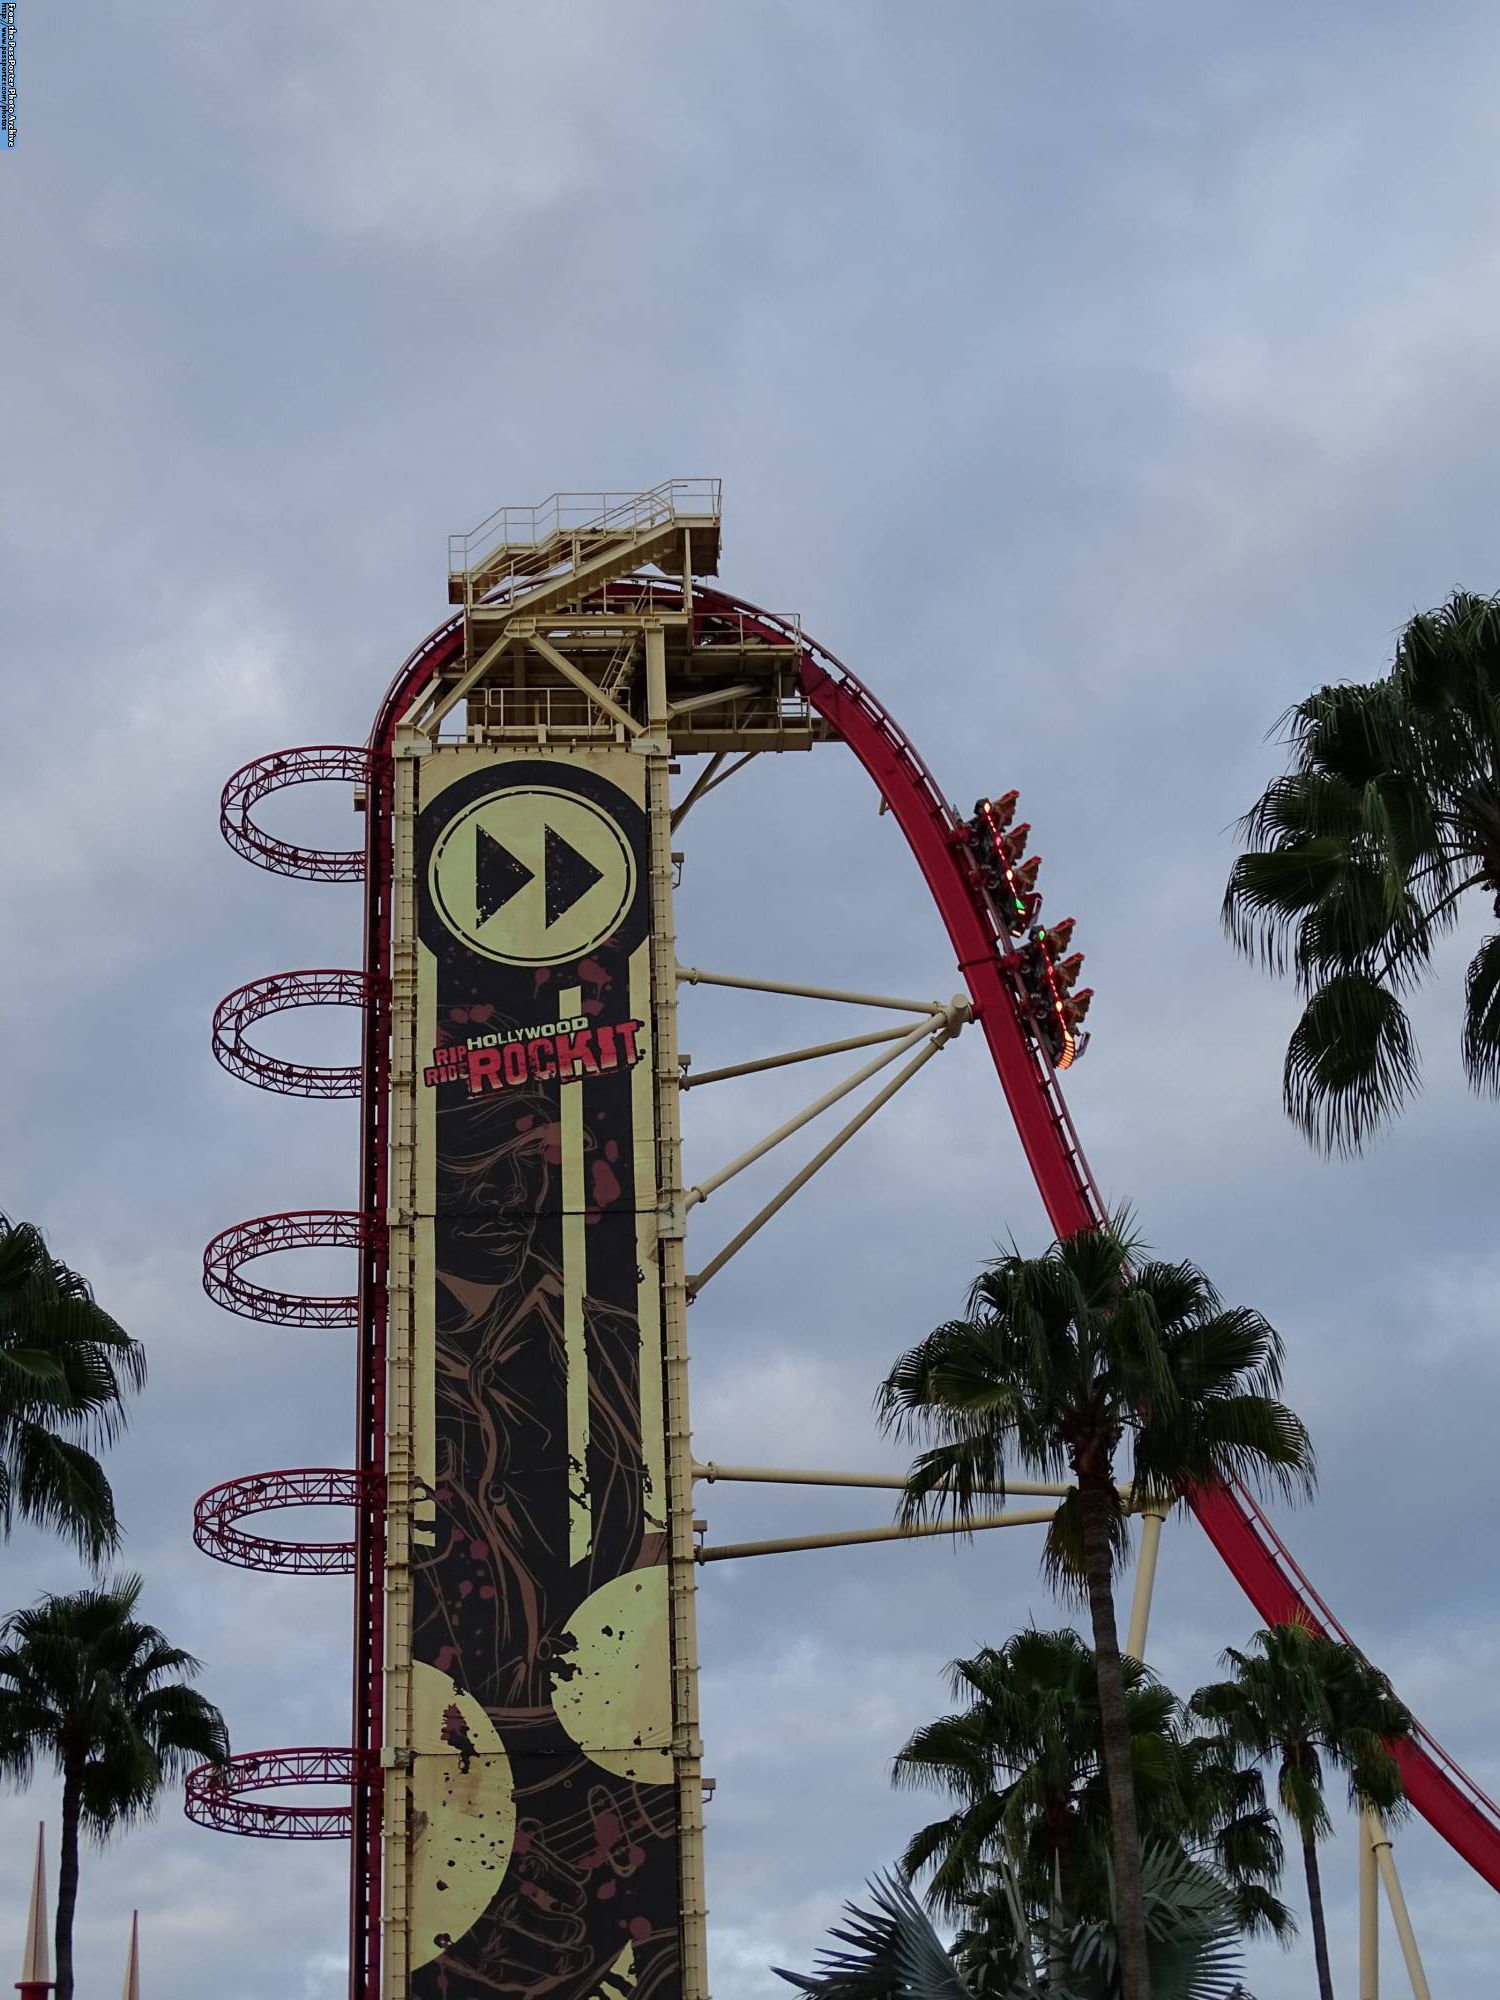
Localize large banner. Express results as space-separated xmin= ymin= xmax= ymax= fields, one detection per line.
xmin=402 ymin=746 xmax=680 ymax=1999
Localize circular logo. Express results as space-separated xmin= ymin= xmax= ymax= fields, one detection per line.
xmin=428 ymin=783 xmax=637 ymax=966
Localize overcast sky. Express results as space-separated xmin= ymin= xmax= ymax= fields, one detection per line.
xmin=4 ymin=2 xmax=1500 ymax=1995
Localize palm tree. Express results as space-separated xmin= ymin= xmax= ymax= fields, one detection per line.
xmin=0 ymin=1577 xmax=229 ymax=2000
xmin=1176 ymin=1727 xmax=1293 ymax=1946
xmin=895 ymin=1628 xmax=1291 ymax=1956
xmin=1189 ymin=1622 xmax=1412 ymax=2000
xmin=879 ymin=1224 xmax=1315 ymax=2000
xmin=0 ymin=1214 xmax=145 ymax=1559
xmin=897 ymin=1629 xmax=1170 ymax=1933
xmin=774 ymin=1850 xmax=1254 ymax=2000
xmin=1223 ymin=591 xmax=1500 ymax=1152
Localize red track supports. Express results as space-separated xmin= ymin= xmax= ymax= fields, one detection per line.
xmin=185 ymin=1749 xmax=360 ymax=1839
xmin=190 ymin=763 xmax=388 ymax=1870
xmin=194 ymin=1469 xmax=366 ymax=1574
xmin=212 ymin=971 xmax=372 ymax=1098
xmin=202 ymin=1210 xmax=369 ymax=1327
xmin=221 ymin=746 xmax=369 ymax=881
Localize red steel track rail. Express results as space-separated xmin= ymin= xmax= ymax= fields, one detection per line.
xmin=202 ymin=1209 xmax=368 ymax=1327
xmin=790 ymin=615 xmax=1500 ymax=1896
xmin=186 ymin=1748 xmax=361 ymax=1839
xmin=194 ymin=1468 xmax=365 ymax=1574
xmin=212 ymin=970 xmax=372 ymax=1098
xmin=221 ymin=747 xmax=370 ymax=881
xmin=193 ymin=752 xmax=378 ymax=1865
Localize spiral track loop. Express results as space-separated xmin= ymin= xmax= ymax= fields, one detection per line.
xmin=185 ymin=1748 xmax=360 ymax=1839
xmin=220 ymin=746 xmax=369 ymax=881
xmin=202 ymin=1210 xmax=370 ymax=1327
xmin=212 ymin=969 xmax=371 ymax=1098
xmin=194 ymin=1468 xmax=369 ymax=1573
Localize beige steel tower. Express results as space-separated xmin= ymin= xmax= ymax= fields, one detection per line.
xmin=380 ymin=484 xmax=819 ymax=2000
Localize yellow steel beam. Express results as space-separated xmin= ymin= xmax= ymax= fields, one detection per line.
xmin=529 ymin=633 xmax=643 ymax=735
xmin=696 ymin=1507 xmax=1060 ymax=1563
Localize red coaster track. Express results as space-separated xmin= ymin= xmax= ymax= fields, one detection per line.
xmin=220 ymin=746 xmax=369 ymax=881
xmin=212 ymin=970 xmax=372 ymax=1099
xmin=185 ymin=1748 xmax=360 ymax=1839
xmin=787 ymin=606 xmax=1500 ymax=1895
xmin=201 ymin=1209 xmax=368 ymax=1327
xmin=194 ymin=1468 xmax=365 ymax=1575
xmin=194 ymin=746 xmax=377 ymax=1844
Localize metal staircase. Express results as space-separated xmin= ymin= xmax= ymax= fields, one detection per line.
xmin=447 ymin=478 xmax=722 ymax=610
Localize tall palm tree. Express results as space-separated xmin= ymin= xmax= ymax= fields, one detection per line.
xmin=1189 ymin=1622 xmax=1412 ymax=2000
xmin=0 ymin=1577 xmax=229 ymax=2000
xmin=0 ymin=1214 xmax=145 ymax=1559
xmin=879 ymin=1224 xmax=1315 ymax=2000
xmin=1223 ymin=591 xmax=1500 ymax=1152
xmin=896 ymin=1629 xmax=1291 ymax=1954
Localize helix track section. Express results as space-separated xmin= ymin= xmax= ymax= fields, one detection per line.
xmin=212 ymin=970 xmax=372 ymax=1098
xmin=220 ymin=745 xmax=369 ymax=880
xmin=185 ymin=1749 xmax=361 ymax=1839
xmin=194 ymin=1468 xmax=366 ymax=1575
xmin=201 ymin=1209 xmax=367 ymax=1327
xmin=191 ymin=760 xmax=377 ymax=1855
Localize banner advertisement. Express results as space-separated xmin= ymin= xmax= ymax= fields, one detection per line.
xmin=402 ymin=747 xmax=680 ymax=2000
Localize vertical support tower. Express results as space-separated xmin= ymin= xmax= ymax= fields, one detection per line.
xmin=379 ymin=489 xmax=737 ymax=2000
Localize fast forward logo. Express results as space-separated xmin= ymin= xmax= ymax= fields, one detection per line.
xmin=430 ymin=784 xmax=637 ymax=965
xmin=475 ymin=824 xmax=606 ymax=930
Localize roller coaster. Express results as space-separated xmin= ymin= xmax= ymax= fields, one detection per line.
xmin=187 ymin=483 xmax=1497 ymax=1999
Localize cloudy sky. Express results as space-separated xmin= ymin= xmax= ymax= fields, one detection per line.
xmin=4 ymin=1 xmax=1500 ymax=1993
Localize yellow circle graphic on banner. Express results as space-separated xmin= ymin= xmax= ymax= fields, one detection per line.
xmin=550 ymin=1566 xmax=672 ymax=1781
xmin=408 ymin=1662 xmax=516 ymax=1967
xmin=429 ymin=785 xmax=636 ymax=966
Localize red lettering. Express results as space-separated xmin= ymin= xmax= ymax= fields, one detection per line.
xmin=596 ymin=1025 xmax=617 ymax=1068
xmin=423 ymin=1067 xmax=441 ymax=1087
xmin=617 ymin=1019 xmax=643 ymax=1065
xmin=467 ymin=1047 xmax=504 ymax=1094
xmin=528 ymin=1040 xmax=557 ymax=1081
xmin=502 ymin=1042 xmax=529 ymax=1088
xmin=556 ymin=1028 xmax=598 ymax=1079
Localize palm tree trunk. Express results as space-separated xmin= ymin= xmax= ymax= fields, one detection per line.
xmin=1301 ymin=1819 xmax=1336 ymax=2000
xmin=54 ymin=1764 xmax=82 ymax=2000
xmin=1076 ymin=1470 xmax=1151 ymax=2000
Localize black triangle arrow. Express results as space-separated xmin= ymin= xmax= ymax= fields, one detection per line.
xmin=545 ymin=824 xmax=604 ymax=928
xmin=475 ymin=824 xmax=534 ymax=925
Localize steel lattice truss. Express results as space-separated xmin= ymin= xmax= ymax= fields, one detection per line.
xmin=212 ymin=969 xmax=372 ymax=1098
xmin=201 ymin=1209 xmax=369 ymax=1327
xmin=220 ymin=745 xmax=369 ymax=880
xmin=194 ymin=1467 xmax=368 ymax=1574
xmin=185 ymin=1748 xmax=360 ymax=1839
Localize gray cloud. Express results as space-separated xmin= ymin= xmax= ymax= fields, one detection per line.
xmin=4 ymin=2 xmax=1499 ymax=1994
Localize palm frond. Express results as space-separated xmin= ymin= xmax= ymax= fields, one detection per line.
xmin=1462 ymin=932 xmax=1500 ymax=1094
xmin=1282 ymin=971 xmax=1420 ymax=1154
xmin=4 ymin=1425 xmax=120 ymax=1561
xmin=773 ymin=1870 xmax=969 ymax=2000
